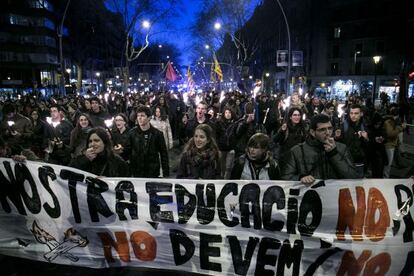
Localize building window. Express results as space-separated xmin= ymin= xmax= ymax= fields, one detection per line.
xmin=331 ymin=63 xmax=339 ymax=75
xmin=334 ymin=27 xmax=341 ymax=38
xmin=332 ymin=45 xmax=339 ymax=58
xmin=30 ymin=0 xmax=53 ymax=11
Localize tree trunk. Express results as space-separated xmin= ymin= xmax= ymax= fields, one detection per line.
xmin=123 ymin=61 xmax=130 ymax=94
xmin=76 ymin=64 xmax=82 ymax=93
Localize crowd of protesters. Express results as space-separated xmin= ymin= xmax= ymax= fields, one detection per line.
xmin=0 ymin=88 xmax=413 ymax=184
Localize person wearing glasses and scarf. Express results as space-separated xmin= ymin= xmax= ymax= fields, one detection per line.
xmin=281 ymin=114 xmax=357 ymax=185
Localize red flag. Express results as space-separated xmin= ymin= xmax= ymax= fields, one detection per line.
xmin=166 ymin=61 xmax=177 ymax=82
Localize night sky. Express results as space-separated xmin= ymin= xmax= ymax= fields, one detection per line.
xmin=155 ymin=0 xmax=203 ymax=66
xmin=153 ymin=0 xmax=260 ymax=66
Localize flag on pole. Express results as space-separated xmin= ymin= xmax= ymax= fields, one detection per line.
xmin=213 ymin=54 xmax=223 ymax=82
xmin=210 ymin=62 xmax=216 ymax=82
xmin=187 ymin=66 xmax=194 ymax=91
xmin=166 ymin=61 xmax=177 ymax=82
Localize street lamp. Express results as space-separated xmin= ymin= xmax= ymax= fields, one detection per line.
xmin=372 ymin=56 xmax=382 ymax=103
xmin=58 ymin=0 xmax=71 ymax=96
xmin=205 ymin=44 xmax=210 ymax=50
xmin=354 ymin=51 xmax=361 ymax=74
xmin=95 ymin=72 xmax=100 ymax=92
xmin=142 ymin=20 xmax=150 ymax=29
xmin=214 ymin=22 xmax=221 ymax=30
xmin=351 ymin=51 xmax=361 ymax=94
xmin=275 ymin=0 xmax=291 ymax=95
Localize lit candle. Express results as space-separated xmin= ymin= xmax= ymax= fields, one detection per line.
xmin=104 ymin=117 xmax=114 ymax=128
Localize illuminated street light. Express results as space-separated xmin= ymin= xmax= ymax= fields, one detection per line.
xmin=158 ymin=44 xmax=162 ymax=48
xmin=265 ymin=73 xmax=270 ymax=77
xmin=372 ymin=55 xmax=382 ymax=102
xmin=66 ymin=68 xmax=71 ymax=74
xmin=249 ymin=75 xmax=253 ymax=79
xmin=275 ymin=0 xmax=291 ymax=95
xmin=373 ymin=56 xmax=382 ymax=64
xmin=351 ymin=51 xmax=361 ymax=93
xmin=205 ymin=44 xmax=210 ymax=50
xmin=214 ymin=22 xmax=221 ymax=30
xmin=142 ymin=20 xmax=150 ymax=29
xmin=116 ymin=75 xmax=120 ymax=79
xmin=95 ymin=72 xmax=100 ymax=77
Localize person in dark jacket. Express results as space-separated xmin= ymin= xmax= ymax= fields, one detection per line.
xmin=29 ymin=109 xmax=47 ymax=159
xmin=43 ymin=105 xmax=73 ymax=165
xmin=111 ymin=113 xmax=130 ymax=161
xmin=177 ymin=124 xmax=221 ymax=179
xmin=367 ymin=112 xmax=387 ymax=178
xmin=231 ymin=133 xmax=280 ymax=180
xmin=216 ymin=106 xmax=238 ymax=179
xmin=281 ymin=114 xmax=358 ymax=185
xmin=126 ymin=105 xmax=169 ymax=178
xmin=69 ymin=113 xmax=93 ymax=159
xmin=69 ymin=127 xmax=129 ymax=177
xmin=234 ymin=108 xmax=256 ymax=158
xmin=88 ymin=97 xmax=110 ymax=128
xmin=335 ymin=104 xmax=369 ymax=178
xmin=0 ymin=103 xmax=33 ymax=155
xmin=274 ymin=107 xmax=308 ymax=160
xmin=184 ymin=101 xmax=216 ymax=142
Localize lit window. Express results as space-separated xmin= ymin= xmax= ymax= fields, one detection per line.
xmin=9 ymin=15 xmax=17 ymax=24
xmin=334 ymin=27 xmax=341 ymax=38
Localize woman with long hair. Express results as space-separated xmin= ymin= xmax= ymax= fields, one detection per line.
xmin=150 ymin=106 xmax=173 ymax=149
xmin=111 ymin=113 xmax=130 ymax=161
xmin=274 ymin=107 xmax=308 ymax=160
xmin=69 ymin=113 xmax=93 ymax=158
xmin=69 ymin=127 xmax=129 ymax=177
xmin=80 ymin=98 xmax=91 ymax=113
xmin=30 ymin=108 xmax=47 ymax=159
xmin=177 ymin=124 xmax=221 ymax=179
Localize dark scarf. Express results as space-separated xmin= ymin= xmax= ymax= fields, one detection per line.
xmin=246 ymin=151 xmax=269 ymax=170
xmin=189 ymin=148 xmax=216 ymax=167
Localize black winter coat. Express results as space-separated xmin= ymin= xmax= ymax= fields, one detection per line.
xmin=281 ymin=138 xmax=358 ymax=180
xmin=69 ymin=153 xmax=129 ymax=177
xmin=126 ymin=125 xmax=169 ymax=178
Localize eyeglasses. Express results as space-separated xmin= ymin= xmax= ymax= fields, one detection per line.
xmin=316 ymin=127 xmax=333 ymax=133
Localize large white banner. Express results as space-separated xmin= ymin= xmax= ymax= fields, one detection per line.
xmin=0 ymin=158 xmax=413 ymax=275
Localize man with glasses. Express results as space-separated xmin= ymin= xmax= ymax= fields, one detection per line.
xmin=281 ymin=114 xmax=357 ymax=185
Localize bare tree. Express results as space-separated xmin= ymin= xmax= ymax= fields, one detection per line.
xmin=191 ymin=0 xmax=260 ymax=69
xmin=105 ymin=0 xmax=182 ymax=92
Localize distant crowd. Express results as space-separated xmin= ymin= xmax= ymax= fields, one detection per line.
xmin=1 ymin=89 xmax=413 ymax=184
